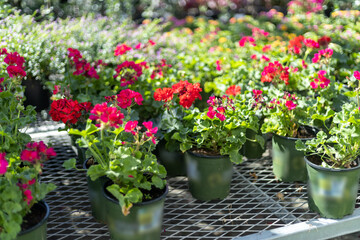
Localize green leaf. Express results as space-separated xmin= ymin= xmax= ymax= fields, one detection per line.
xmin=295 ymin=140 xmax=307 ymax=152
xmin=125 ymin=188 xmax=142 ymax=203
xmin=171 ymin=132 xmax=183 ymax=142
xmin=62 ymin=158 xmax=77 ymax=170
xmin=229 ymin=150 xmax=242 ymax=164
xmin=87 ymin=164 xmax=106 ymax=181
xmin=151 ymin=176 xmax=165 ymax=189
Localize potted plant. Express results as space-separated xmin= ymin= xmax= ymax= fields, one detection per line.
xmin=296 ymin=102 xmax=360 ymax=218
xmin=64 ymin=90 xmax=168 ymax=239
xmin=63 ymin=88 xmax=143 ymax=223
xmin=49 ymin=87 xmax=93 ymax=164
xmin=261 ymin=90 xmax=317 ymax=182
xmin=0 ymin=142 xmax=56 ymax=240
xmin=153 ymin=80 xmax=203 ymax=177
xmin=241 ymin=88 xmax=268 ymax=159
xmin=176 ymin=94 xmax=262 ymax=201
xmin=0 ymin=48 xmax=57 ymax=240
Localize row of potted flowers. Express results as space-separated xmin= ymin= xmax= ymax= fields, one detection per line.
xmin=3 ymin=30 xmax=360 ymax=239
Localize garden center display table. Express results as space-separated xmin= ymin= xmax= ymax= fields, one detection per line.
xmin=28 ymin=117 xmax=360 ymax=240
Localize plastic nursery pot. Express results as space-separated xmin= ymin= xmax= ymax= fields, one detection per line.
xmin=83 ymin=158 xmax=109 ymax=223
xmin=155 ymin=140 xmax=186 ymax=177
xmin=185 ymin=151 xmax=233 ymax=201
xmin=103 ymin=180 xmax=168 ymax=240
xmin=16 ymin=201 xmax=49 ymax=240
xmin=242 ymin=129 xmax=268 ymax=159
xmin=22 ymin=78 xmax=51 ymax=112
xmin=272 ymin=126 xmax=318 ymax=183
xmin=70 ymin=135 xmax=87 ymax=165
xmin=305 ymin=156 xmax=360 ymax=219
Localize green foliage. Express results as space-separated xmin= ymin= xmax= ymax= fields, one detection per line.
xmin=66 ymin=103 xmax=166 ymax=216
xmin=176 ymin=96 xmax=260 ymax=164
xmin=296 ymin=102 xmax=360 ymax=168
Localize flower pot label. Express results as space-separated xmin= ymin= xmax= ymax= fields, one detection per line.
xmin=313 ymin=174 xmax=346 ymax=199
xmin=186 ymin=159 xmax=200 ymax=181
xmin=138 ymin=207 xmax=162 ymax=233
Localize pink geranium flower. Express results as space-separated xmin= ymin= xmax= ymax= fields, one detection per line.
xmin=285 ymin=100 xmax=297 ymax=110
xmin=0 ymin=153 xmax=8 ymax=175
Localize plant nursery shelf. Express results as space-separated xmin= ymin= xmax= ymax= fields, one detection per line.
xmin=30 ymin=122 xmax=360 ymax=240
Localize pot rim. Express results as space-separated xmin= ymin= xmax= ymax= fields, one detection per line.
xmin=273 ymin=125 xmax=319 ymax=141
xmin=186 ymin=150 xmax=229 ymax=159
xmin=103 ymin=180 xmax=169 ymax=207
xmin=17 ymin=200 xmax=50 ymax=236
xmin=304 ymin=155 xmax=360 ymax=172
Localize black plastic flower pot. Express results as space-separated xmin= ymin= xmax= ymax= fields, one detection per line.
xmin=16 ymin=201 xmax=49 ymax=240
xmin=22 ymin=78 xmax=51 ymax=112
xmin=155 ymin=140 xmax=186 ymax=177
xmin=242 ymin=129 xmax=267 ymax=159
xmin=103 ymin=180 xmax=168 ymax=240
xmin=83 ymin=158 xmax=108 ymax=223
xmin=272 ymin=126 xmax=317 ymax=183
xmin=70 ymin=135 xmax=87 ymax=165
xmin=305 ymin=156 xmax=360 ymax=219
xmin=185 ymin=151 xmax=233 ymax=201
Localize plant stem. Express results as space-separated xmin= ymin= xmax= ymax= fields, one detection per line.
xmin=357 ymin=80 xmax=360 ymax=110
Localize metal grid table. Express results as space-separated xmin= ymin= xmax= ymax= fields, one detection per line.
xmin=29 ymin=120 xmax=360 ymax=240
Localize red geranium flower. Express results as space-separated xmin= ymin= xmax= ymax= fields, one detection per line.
xmin=114 ymin=44 xmax=132 ymax=56
xmin=288 ymin=35 xmax=304 ymax=55
xmin=50 ymin=99 xmax=83 ymax=125
xmin=261 ymin=61 xmax=290 ymax=85
xmin=318 ymin=36 xmax=331 ymax=47
xmin=154 ymin=87 xmax=174 ymax=102
xmin=114 ymin=61 xmax=143 ymax=86
xmin=172 ymin=81 xmax=202 ymax=108
xmin=239 ymin=36 xmax=256 ymax=47
xmin=107 ymin=89 xmax=144 ymax=109
xmin=89 ymin=102 xmax=124 ymax=128
xmin=225 ymin=85 xmax=241 ymax=96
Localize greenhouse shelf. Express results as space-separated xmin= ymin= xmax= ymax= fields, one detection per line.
xmin=29 ymin=123 xmax=360 ymax=240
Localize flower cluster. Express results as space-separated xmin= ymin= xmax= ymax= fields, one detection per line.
xmin=252 ymin=28 xmax=269 ymax=38
xmin=288 ymin=35 xmax=305 ymax=54
xmin=216 ymin=60 xmax=222 ymax=71
xmin=20 ymin=141 xmax=56 ymax=174
xmin=125 ymin=121 xmax=158 ymax=144
xmin=207 ymin=95 xmax=235 ymax=121
xmin=239 ymin=36 xmax=256 ymax=47
xmin=105 ymin=89 xmax=143 ymax=109
xmin=269 ymin=92 xmax=297 ymax=111
xmin=0 ymin=152 xmax=8 ymax=175
xmin=114 ymin=61 xmax=143 ymax=86
xmin=17 ymin=179 xmax=36 ymax=205
xmin=354 ymin=71 xmax=360 ymax=80
xmin=89 ymin=102 xmax=125 ymax=128
xmin=114 ymin=44 xmax=132 ymax=56
xmin=310 ymin=70 xmax=330 ymax=89
xmin=261 ymin=61 xmax=290 ymax=85
xmin=225 ymin=85 xmax=241 ymax=96
xmin=67 ymin=48 xmax=100 ymax=79
xmin=304 ymin=38 xmax=320 ymax=49
xmin=1 ymin=48 xmax=26 ymax=78
xmin=318 ymin=36 xmax=331 ymax=47
xmin=154 ymin=81 xmax=202 ymax=108
xmin=50 ymin=98 xmax=93 ymax=125
xmin=150 ymin=59 xmax=172 ymax=80
xmin=312 ymin=48 xmax=333 ymax=63
xmin=252 ymin=89 xmax=265 ymax=109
